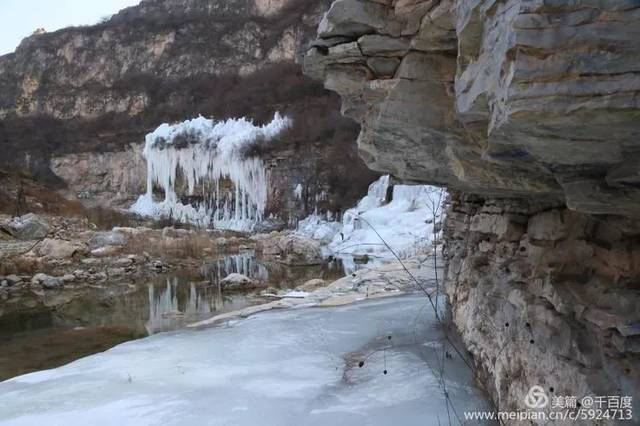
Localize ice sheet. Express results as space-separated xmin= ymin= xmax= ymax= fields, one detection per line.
xmin=0 ymin=295 xmax=493 ymax=426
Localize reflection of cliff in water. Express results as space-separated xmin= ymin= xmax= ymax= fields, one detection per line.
xmin=200 ymin=251 xmax=269 ymax=285
xmin=146 ymin=279 xmax=243 ymax=334
xmin=199 ymin=250 xmax=345 ymax=288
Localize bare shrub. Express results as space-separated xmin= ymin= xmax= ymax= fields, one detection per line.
xmin=121 ymin=229 xmax=222 ymax=260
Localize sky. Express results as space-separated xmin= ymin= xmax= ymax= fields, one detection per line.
xmin=0 ymin=0 xmax=141 ymax=55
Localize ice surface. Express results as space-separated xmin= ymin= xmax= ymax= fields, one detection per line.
xmin=130 ymin=113 xmax=291 ymax=231
xmin=297 ymin=176 xmax=446 ymax=269
xmin=0 ymin=295 xmax=493 ymax=426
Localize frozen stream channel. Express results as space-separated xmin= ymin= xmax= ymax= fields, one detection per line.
xmin=0 ymin=295 xmax=494 ymax=425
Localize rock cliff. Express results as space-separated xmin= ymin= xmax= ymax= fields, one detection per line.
xmin=444 ymin=193 xmax=640 ymax=418
xmin=0 ymin=0 xmax=377 ymax=219
xmin=304 ymin=0 xmax=640 ymax=216
xmin=304 ymin=0 xmax=640 ymax=420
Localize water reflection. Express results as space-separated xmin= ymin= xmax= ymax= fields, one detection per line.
xmin=146 ymin=280 xmax=232 ymax=334
xmin=200 ymin=251 xmax=269 ymax=284
xmin=0 ymin=251 xmax=348 ymax=381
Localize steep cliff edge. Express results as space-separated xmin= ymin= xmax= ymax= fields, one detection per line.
xmin=0 ymin=0 xmax=377 ymax=219
xmin=304 ymin=0 xmax=640 ymax=418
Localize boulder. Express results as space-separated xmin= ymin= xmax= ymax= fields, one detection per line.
xmin=278 ymin=235 xmax=324 ymax=265
xmin=257 ymin=234 xmax=324 ymax=266
xmin=220 ymin=273 xmax=255 ymax=291
xmin=31 ymin=273 xmax=63 ymax=289
xmin=253 ymin=232 xmax=282 ymax=256
xmin=88 ymin=231 xmax=126 ymax=250
xmin=5 ymin=274 xmax=22 ymax=285
xmin=1 ymin=213 xmax=49 ymax=240
xmin=296 ymin=279 xmax=327 ymax=292
xmin=35 ymin=239 xmax=89 ymax=260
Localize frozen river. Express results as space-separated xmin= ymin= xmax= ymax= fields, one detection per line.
xmin=0 ymin=294 xmax=494 ymax=425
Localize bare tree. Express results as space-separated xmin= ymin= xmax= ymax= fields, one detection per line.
xmin=423 ymin=186 xmax=446 ymax=319
xmin=15 ymin=180 xmax=25 ymax=218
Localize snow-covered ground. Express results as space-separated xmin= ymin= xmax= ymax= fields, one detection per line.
xmin=131 ymin=113 xmax=291 ymax=231
xmin=0 ymin=295 xmax=493 ymax=426
xmin=297 ymin=176 xmax=446 ymax=271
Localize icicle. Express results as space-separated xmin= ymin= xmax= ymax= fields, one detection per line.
xmin=130 ymin=113 xmax=291 ymax=231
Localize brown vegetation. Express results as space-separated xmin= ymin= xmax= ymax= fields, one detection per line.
xmin=0 ymin=171 xmax=86 ymax=216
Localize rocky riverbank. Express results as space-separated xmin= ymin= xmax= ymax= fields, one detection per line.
xmin=0 ymin=211 xmax=338 ymax=299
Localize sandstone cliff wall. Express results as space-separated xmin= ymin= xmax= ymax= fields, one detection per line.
xmin=304 ymin=0 xmax=640 ymax=419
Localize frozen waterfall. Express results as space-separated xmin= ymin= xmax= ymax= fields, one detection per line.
xmin=297 ymin=175 xmax=446 ymax=271
xmin=130 ymin=113 xmax=291 ymax=231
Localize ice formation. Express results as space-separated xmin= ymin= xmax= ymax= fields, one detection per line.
xmin=294 ymin=184 xmax=303 ymax=201
xmin=131 ymin=113 xmax=291 ymax=231
xmin=297 ymin=175 xmax=446 ymax=269
xmin=0 ymin=295 xmax=493 ymax=425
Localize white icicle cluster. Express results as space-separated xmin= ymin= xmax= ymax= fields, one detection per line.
xmin=296 ymin=175 xmax=447 ymax=271
xmin=131 ymin=113 xmax=291 ymax=230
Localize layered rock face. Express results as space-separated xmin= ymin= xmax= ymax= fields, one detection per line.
xmin=304 ymin=0 xmax=640 ymax=216
xmin=304 ymin=0 xmax=640 ymax=418
xmin=50 ymin=144 xmax=146 ymax=207
xmin=445 ymin=193 xmax=640 ymax=416
xmin=0 ymin=0 xmax=376 ymax=218
xmin=0 ymin=0 xmax=323 ymax=120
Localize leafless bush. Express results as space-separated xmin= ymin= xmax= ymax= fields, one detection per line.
xmin=121 ymin=229 xmax=221 ymax=260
